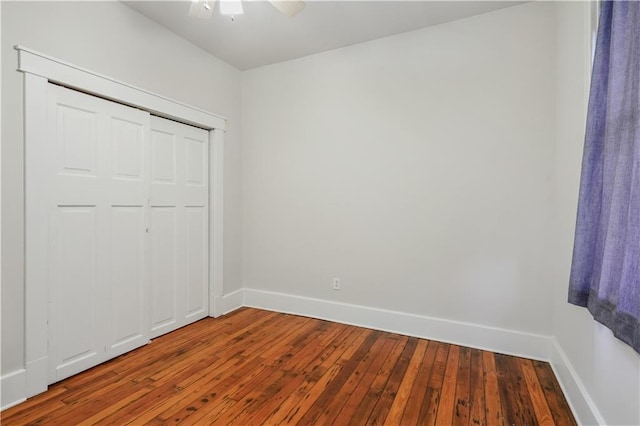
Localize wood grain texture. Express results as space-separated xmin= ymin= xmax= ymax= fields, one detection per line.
xmin=1 ymin=308 xmax=577 ymax=426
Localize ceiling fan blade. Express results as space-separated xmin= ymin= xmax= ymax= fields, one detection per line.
xmin=269 ymin=0 xmax=305 ymax=18
xmin=188 ymin=0 xmax=215 ymax=19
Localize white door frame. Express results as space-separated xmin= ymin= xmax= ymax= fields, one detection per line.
xmin=17 ymin=46 xmax=226 ymax=399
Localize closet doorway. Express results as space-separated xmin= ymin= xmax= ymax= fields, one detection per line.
xmin=46 ymin=85 xmax=210 ymax=383
xmin=19 ymin=46 xmax=225 ymax=397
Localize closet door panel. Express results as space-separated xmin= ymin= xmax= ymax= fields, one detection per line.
xmin=150 ymin=206 xmax=179 ymax=336
xmin=111 ymin=117 xmax=144 ymax=180
xmin=150 ymin=116 xmax=208 ymax=337
xmin=47 ymin=85 xmax=150 ymax=383
xmin=150 ymin=129 xmax=178 ymax=206
xmin=57 ymin=104 xmax=97 ymax=176
xmin=48 ymin=206 xmax=102 ymax=382
xmin=185 ymin=206 xmax=207 ymax=319
xmin=108 ymin=206 xmax=147 ymax=354
xmin=103 ymin=100 xmax=150 ymax=356
xmin=185 ymin=136 xmax=206 ymax=186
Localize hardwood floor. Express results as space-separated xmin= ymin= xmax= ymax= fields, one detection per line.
xmin=1 ymin=308 xmax=576 ymax=425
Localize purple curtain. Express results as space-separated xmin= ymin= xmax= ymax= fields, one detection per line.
xmin=568 ymin=1 xmax=640 ymax=354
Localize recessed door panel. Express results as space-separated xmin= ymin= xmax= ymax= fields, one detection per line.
xmin=186 ymin=207 xmax=207 ymax=317
xmin=49 ymin=206 xmax=100 ymax=380
xmin=109 ymin=206 xmax=147 ymax=352
xmin=152 ymin=130 xmax=176 ymax=183
xmin=58 ymin=105 xmax=97 ymax=176
xmin=112 ymin=118 xmax=144 ymax=180
xmin=186 ymin=137 xmax=206 ymax=186
xmin=150 ymin=207 xmax=178 ymax=336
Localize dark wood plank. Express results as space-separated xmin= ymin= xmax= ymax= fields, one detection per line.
xmin=310 ymin=331 xmax=390 ymax=425
xmin=533 ymin=360 xmax=578 ymax=426
xmin=435 ymin=344 xmax=460 ymax=425
xmin=296 ymin=330 xmax=380 ymax=424
xmin=495 ymin=353 xmax=537 ymax=425
xmin=331 ymin=335 xmax=404 ymax=424
xmin=419 ymin=341 xmax=450 ymax=426
xmin=482 ymin=350 xmax=505 ymax=426
xmin=0 ymin=309 xmax=577 ymax=426
xmin=366 ymin=336 xmax=419 ymax=425
xmin=468 ymin=348 xmax=486 ymax=426
xmin=453 ymin=346 xmax=472 ymax=426
xmin=348 ymin=335 xmax=410 ymax=423
xmin=281 ymin=327 xmax=371 ymax=424
xmin=521 ymin=359 xmax=554 ymax=426
xmin=399 ymin=340 xmax=437 ymax=424
xmin=384 ymin=338 xmax=429 ymax=425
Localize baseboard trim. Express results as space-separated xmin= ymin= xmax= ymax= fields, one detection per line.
xmin=550 ymin=338 xmax=604 ymax=426
xmin=243 ymin=288 xmax=552 ymax=361
xmin=211 ymin=289 xmax=244 ymax=317
xmin=1 ymin=369 xmax=26 ymax=410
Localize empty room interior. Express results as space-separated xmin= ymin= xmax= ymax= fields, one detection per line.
xmin=2 ymin=0 xmax=640 ymax=425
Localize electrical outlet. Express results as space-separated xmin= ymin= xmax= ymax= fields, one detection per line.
xmin=332 ymin=277 xmax=341 ymax=290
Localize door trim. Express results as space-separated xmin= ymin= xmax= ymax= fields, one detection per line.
xmin=17 ymin=46 xmax=226 ymax=130
xmin=17 ymin=46 xmax=226 ymax=399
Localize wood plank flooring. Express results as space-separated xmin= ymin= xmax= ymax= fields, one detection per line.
xmin=1 ymin=308 xmax=576 ymax=425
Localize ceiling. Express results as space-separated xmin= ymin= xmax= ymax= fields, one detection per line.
xmin=124 ymin=1 xmax=523 ymax=70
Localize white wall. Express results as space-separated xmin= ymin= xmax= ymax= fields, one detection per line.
xmin=552 ymin=3 xmax=640 ymax=425
xmin=1 ymin=1 xmax=243 ymax=377
xmin=242 ymin=2 xmax=556 ymax=335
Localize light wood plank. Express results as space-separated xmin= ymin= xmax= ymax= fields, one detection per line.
xmin=453 ymin=346 xmax=472 ymax=426
xmin=468 ymin=348 xmax=486 ymax=426
xmin=482 ymin=350 xmax=505 ymax=426
xmin=533 ymin=360 xmax=578 ymax=426
xmin=384 ymin=338 xmax=429 ymax=425
xmin=419 ymin=341 xmax=450 ymax=425
xmin=522 ymin=359 xmax=555 ymax=426
xmin=400 ymin=340 xmax=437 ymax=424
xmin=436 ymin=344 xmax=460 ymax=425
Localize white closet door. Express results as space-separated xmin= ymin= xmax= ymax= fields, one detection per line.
xmin=149 ymin=116 xmax=209 ymax=338
xmin=47 ymin=85 xmax=150 ymax=382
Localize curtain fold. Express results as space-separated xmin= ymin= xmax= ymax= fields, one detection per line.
xmin=568 ymin=1 xmax=640 ymax=354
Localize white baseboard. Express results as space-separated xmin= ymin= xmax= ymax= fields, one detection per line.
xmin=210 ymin=289 xmax=244 ymax=317
xmin=1 ymin=369 xmax=26 ymax=410
xmin=243 ymin=288 xmax=552 ymax=361
xmin=550 ymin=338 xmax=604 ymax=426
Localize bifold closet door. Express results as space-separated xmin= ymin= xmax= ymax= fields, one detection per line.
xmin=149 ymin=116 xmax=209 ymax=338
xmin=47 ymin=85 xmax=150 ymax=383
